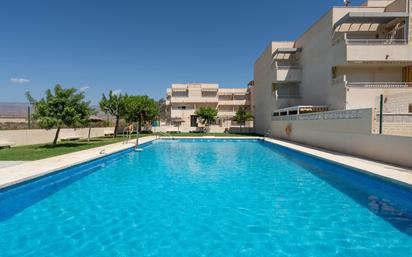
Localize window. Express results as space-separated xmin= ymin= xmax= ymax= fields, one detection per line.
xmin=409 ymin=104 xmax=412 ymax=113
xmin=177 ymin=106 xmax=186 ymax=110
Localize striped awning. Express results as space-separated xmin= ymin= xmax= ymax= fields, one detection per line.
xmin=334 ymin=12 xmax=409 ymax=29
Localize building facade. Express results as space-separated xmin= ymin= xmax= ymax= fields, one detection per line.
xmin=253 ymin=0 xmax=412 ymax=135
xmin=165 ymin=83 xmax=251 ymax=132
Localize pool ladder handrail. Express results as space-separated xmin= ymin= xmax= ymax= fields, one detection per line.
xmin=122 ymin=127 xmax=131 ymax=144
xmin=157 ymin=131 xmax=175 ymax=140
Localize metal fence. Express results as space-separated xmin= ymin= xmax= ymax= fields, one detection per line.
xmin=374 ymin=92 xmax=412 ymax=137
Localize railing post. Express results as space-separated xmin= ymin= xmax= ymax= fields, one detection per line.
xmin=379 ymin=94 xmax=383 ymax=134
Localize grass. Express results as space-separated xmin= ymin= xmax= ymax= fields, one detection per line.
xmin=0 ymin=132 xmax=258 ymax=161
xmin=0 ymin=136 xmax=130 ymax=161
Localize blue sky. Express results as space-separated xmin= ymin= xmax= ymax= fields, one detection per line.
xmin=1 ymin=0 xmax=364 ymax=103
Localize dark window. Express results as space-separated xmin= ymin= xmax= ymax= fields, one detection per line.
xmin=190 ymin=115 xmax=198 ymax=127
xmin=409 ymin=104 xmax=412 ymax=113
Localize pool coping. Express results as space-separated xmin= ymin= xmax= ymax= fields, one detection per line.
xmin=0 ymin=136 xmax=158 ymax=190
xmin=0 ymin=136 xmax=411 ymax=190
xmin=263 ymin=138 xmax=412 ymax=188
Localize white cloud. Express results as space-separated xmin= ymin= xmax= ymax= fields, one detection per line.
xmin=79 ymin=86 xmax=90 ymax=92
xmin=112 ymin=89 xmax=122 ymax=96
xmin=10 ymin=78 xmax=30 ymax=84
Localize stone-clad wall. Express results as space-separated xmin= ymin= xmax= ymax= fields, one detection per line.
xmin=0 ymin=127 xmax=114 ymax=146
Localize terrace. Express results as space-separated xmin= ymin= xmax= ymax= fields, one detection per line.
xmin=332 ymin=11 xmax=410 ymax=63
xmin=271 ymin=48 xmax=302 ymax=82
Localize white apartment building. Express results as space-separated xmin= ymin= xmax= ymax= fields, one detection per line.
xmin=165 ymin=83 xmax=251 ymax=132
xmin=253 ymin=0 xmax=412 ymax=135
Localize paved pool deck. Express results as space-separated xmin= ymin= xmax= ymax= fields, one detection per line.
xmin=0 ymin=136 xmax=411 ymax=190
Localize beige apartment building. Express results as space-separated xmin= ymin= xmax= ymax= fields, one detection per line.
xmin=253 ymin=0 xmax=412 ymax=135
xmin=165 ymin=83 xmax=251 ymax=132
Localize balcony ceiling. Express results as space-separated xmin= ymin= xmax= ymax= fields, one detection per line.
xmin=272 ymin=48 xmax=301 ymax=57
xmin=334 ymin=12 xmax=409 ymax=29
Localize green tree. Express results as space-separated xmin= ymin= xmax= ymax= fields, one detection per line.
xmin=26 ymin=84 xmax=93 ymax=145
xmin=233 ymin=106 xmax=253 ymax=133
xmin=99 ymin=91 xmax=127 ymax=137
xmin=195 ymin=107 xmax=218 ymax=132
xmin=125 ymin=95 xmax=158 ymax=132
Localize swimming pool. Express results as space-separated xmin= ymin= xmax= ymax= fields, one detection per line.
xmin=0 ymin=139 xmax=411 ymax=256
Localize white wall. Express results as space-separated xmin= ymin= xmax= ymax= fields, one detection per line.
xmin=270 ymin=109 xmax=412 ymax=167
xmin=0 ymin=127 xmax=114 ymax=146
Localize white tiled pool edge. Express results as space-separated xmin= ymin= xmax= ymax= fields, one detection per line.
xmin=0 ymin=136 xmax=158 ymax=190
xmin=264 ymin=138 xmax=412 ymax=188
xmin=0 ymin=136 xmax=411 ymax=190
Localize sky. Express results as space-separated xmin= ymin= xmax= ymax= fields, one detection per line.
xmin=1 ymin=0 xmax=365 ymax=104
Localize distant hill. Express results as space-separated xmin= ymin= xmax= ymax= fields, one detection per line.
xmin=0 ymin=102 xmax=30 ymax=118
xmin=0 ymin=102 xmax=109 ymax=118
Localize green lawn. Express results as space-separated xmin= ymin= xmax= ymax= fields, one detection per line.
xmin=0 ymin=136 xmax=129 ymax=161
xmin=0 ymin=133 xmax=258 ymax=161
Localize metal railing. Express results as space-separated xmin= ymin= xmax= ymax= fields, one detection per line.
xmin=332 ymin=33 xmax=408 ymax=46
xmin=346 ymin=38 xmax=407 ymax=45
xmin=347 ymin=82 xmax=412 ymax=88
xmin=122 ymin=127 xmax=131 ymax=144
xmin=157 ymin=131 xmax=175 ymax=140
xmin=275 ymin=65 xmax=301 ymax=70
xmin=277 ymin=94 xmax=301 ymax=99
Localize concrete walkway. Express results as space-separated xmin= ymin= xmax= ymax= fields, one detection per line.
xmin=0 ymin=161 xmax=27 ymax=169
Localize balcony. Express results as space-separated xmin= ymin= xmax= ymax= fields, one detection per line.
xmin=274 ymin=66 xmax=302 ymax=82
xmin=346 ymin=81 xmax=412 ymax=88
xmin=218 ymin=111 xmax=236 ymax=117
xmin=218 ymin=99 xmax=249 ymax=106
xmin=333 ymin=75 xmax=412 ymax=88
xmin=333 ymin=36 xmax=411 ymax=64
xmin=170 ymin=97 xmax=218 ymax=104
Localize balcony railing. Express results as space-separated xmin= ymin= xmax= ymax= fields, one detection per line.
xmin=332 ymin=33 xmax=408 ymax=46
xmin=277 ymin=94 xmax=301 ymax=99
xmin=332 ymin=75 xmax=412 ymax=88
xmin=347 ymin=82 xmax=412 ymax=88
xmin=275 ymin=65 xmax=301 ymax=70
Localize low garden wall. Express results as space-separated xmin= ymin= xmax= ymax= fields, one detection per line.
xmin=0 ymin=127 xmax=115 ymax=146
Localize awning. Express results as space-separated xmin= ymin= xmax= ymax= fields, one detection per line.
xmin=334 ymin=12 xmax=409 ymax=29
xmin=172 ymin=88 xmax=187 ymax=92
xmin=201 ymin=88 xmax=218 ymax=92
xmin=272 ymin=48 xmax=301 ymax=57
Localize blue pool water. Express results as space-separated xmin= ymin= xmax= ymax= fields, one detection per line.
xmin=1 ymin=139 xmax=412 ymax=257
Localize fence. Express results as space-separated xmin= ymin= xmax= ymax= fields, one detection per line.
xmin=374 ymin=92 xmax=412 ymax=137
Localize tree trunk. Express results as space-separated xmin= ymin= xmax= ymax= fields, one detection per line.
xmin=114 ymin=115 xmax=120 ymax=138
xmin=138 ymin=114 xmax=143 ymax=133
xmin=53 ymin=127 xmax=61 ymax=145
xmin=138 ymin=118 xmax=142 ymax=133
